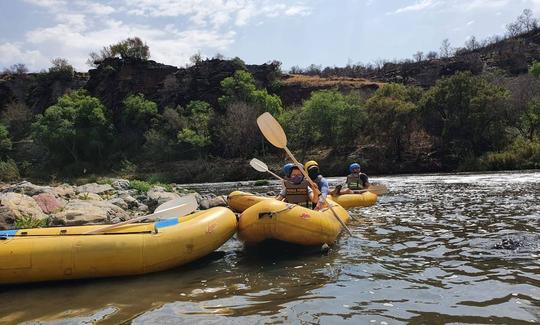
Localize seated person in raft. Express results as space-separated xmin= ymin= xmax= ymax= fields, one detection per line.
xmin=334 ymin=162 xmax=369 ymax=195
xmin=276 ymin=164 xmax=319 ymax=208
xmin=304 ymin=160 xmax=330 ymax=210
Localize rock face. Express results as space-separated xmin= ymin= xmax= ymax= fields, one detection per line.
xmin=52 ymin=199 xmax=129 ymax=226
xmin=0 ymin=192 xmax=46 ymax=221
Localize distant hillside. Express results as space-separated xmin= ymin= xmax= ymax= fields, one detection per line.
xmin=293 ymin=28 xmax=540 ymax=88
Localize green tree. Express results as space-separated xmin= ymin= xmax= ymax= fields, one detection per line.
xmin=0 ymin=124 xmax=12 ymax=158
xmin=522 ymin=97 xmax=540 ymax=139
xmin=118 ymin=94 xmax=158 ymax=156
xmin=420 ymin=72 xmax=510 ymax=166
xmin=49 ymin=58 xmax=74 ymax=76
xmin=177 ymin=101 xmax=214 ymax=156
xmin=32 ymin=90 xmax=112 ymax=163
xmin=88 ymin=37 xmax=150 ymax=66
xmin=529 ymin=61 xmax=540 ymax=78
xmin=366 ymin=84 xmax=421 ymax=162
xmin=121 ymin=94 xmax=158 ymax=129
xmin=219 ymin=70 xmax=282 ymax=115
xmin=302 ymin=89 xmax=347 ymax=146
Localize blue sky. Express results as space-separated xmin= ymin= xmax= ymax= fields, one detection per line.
xmin=0 ymin=0 xmax=538 ymax=72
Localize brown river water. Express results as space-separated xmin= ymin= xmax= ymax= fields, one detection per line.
xmin=1 ymin=171 xmax=539 ymax=324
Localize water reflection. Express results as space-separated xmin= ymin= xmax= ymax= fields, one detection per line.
xmin=0 ymin=171 xmax=539 ymax=324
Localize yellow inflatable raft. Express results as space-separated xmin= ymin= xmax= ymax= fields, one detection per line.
xmin=228 ymin=191 xmax=273 ymax=212
xmin=328 ymin=191 xmax=378 ymax=209
xmin=228 ymin=190 xmax=377 ymax=212
xmin=238 ymin=198 xmax=350 ymax=246
xmin=0 ymin=207 xmax=237 ymax=284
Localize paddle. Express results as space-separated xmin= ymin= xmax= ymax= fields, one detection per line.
xmin=249 ymin=158 xmax=284 ymax=181
xmin=256 ymin=112 xmax=354 ymax=236
xmin=85 ymin=195 xmax=198 ymax=234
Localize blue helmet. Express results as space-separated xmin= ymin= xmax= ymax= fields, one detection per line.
xmin=283 ymin=163 xmax=294 ymax=176
xmin=349 ymin=163 xmax=361 ymax=173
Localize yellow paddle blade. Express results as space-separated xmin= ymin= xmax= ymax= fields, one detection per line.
xmin=257 ymin=112 xmax=287 ymax=148
xmin=249 ymin=158 xmax=269 ymax=172
xmin=368 ymin=184 xmax=389 ymax=195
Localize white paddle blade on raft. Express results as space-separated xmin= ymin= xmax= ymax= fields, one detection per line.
xmin=249 ymin=158 xmax=269 ymax=173
xmin=155 ymin=195 xmax=198 ymax=213
xmin=256 ymin=112 xmax=288 ymax=149
xmin=85 ymin=197 xmax=199 ymax=234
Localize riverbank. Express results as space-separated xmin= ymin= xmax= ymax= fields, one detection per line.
xmin=0 ymin=179 xmax=232 ymax=230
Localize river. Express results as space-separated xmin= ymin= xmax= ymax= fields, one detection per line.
xmin=0 ymin=171 xmax=539 ymax=324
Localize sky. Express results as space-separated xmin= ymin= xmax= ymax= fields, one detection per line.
xmin=0 ymin=0 xmax=539 ymax=72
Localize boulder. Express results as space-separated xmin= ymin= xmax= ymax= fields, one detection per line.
xmin=147 ymin=186 xmax=180 ymax=207
xmin=77 ymin=192 xmax=103 ymax=201
xmin=32 ymin=193 xmax=66 ymax=214
xmin=75 ymin=183 xmax=114 ymax=195
xmin=111 ymin=179 xmax=130 ymax=190
xmin=108 ymin=198 xmax=128 ymax=210
xmin=208 ymin=195 xmax=227 ymax=208
xmin=0 ymin=206 xmax=16 ymax=229
xmin=6 ymin=181 xmax=52 ymax=196
xmin=52 ymin=200 xmax=129 ymax=226
xmin=0 ymin=192 xmax=46 ymax=221
xmin=51 ymin=184 xmax=76 ymax=198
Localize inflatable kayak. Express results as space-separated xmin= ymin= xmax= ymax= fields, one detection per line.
xmin=228 ymin=191 xmax=273 ymax=212
xmin=0 ymin=207 xmax=237 ymax=284
xmin=228 ymin=190 xmax=377 ymax=211
xmin=238 ymin=198 xmax=350 ymax=246
xmin=328 ymin=191 xmax=378 ymax=209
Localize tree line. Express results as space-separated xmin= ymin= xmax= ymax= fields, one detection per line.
xmin=1 ymin=62 xmax=539 ymax=181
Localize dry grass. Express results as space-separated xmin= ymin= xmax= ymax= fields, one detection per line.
xmin=281 ymin=74 xmax=384 ymax=88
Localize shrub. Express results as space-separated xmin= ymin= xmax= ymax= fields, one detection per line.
xmin=254 ymin=180 xmax=269 ymax=186
xmin=0 ymin=159 xmax=20 ymax=181
xmin=530 ymin=61 xmax=540 ymax=78
xmin=480 ymin=137 xmax=540 ymax=170
xmin=130 ymin=179 xmax=152 ymax=193
xmin=15 ymin=215 xmax=47 ymax=229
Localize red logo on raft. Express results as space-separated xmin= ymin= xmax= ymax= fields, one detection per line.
xmin=300 ymin=212 xmax=311 ymax=219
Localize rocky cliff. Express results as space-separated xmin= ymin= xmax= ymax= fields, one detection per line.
xmin=363 ymin=29 xmax=540 ymax=87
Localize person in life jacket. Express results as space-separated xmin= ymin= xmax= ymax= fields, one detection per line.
xmin=337 ymin=162 xmax=369 ymax=194
xmin=276 ymin=164 xmax=318 ymax=208
xmin=304 ymin=160 xmax=329 ymax=210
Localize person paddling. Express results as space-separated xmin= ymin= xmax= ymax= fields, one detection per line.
xmin=337 ymin=163 xmax=369 ymax=194
xmin=276 ymin=164 xmax=318 ymax=208
xmin=304 ymin=160 xmax=330 ymax=210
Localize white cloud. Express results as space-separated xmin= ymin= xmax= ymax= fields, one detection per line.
xmin=124 ymin=0 xmax=311 ymax=27
xmin=0 ymin=42 xmax=49 ymax=70
xmin=10 ymin=0 xmax=312 ymax=71
xmin=392 ymin=0 xmax=436 ymax=14
xmin=390 ymin=0 xmax=516 ymax=14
